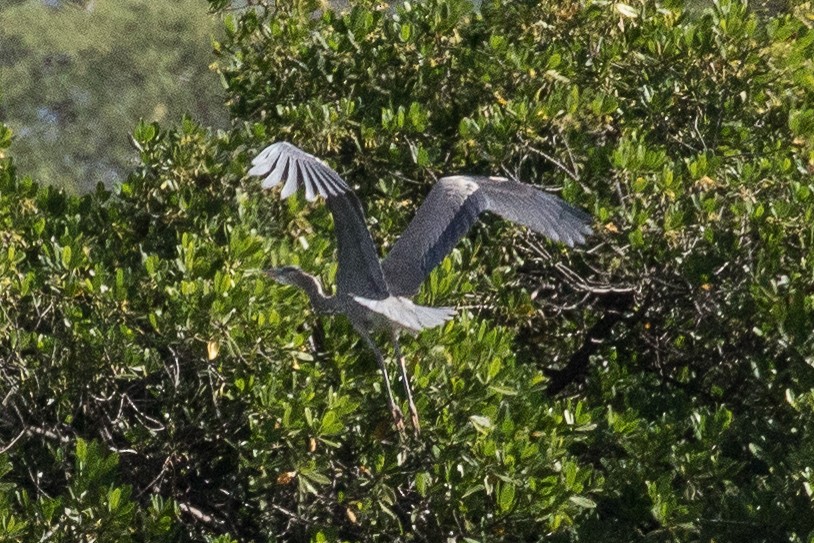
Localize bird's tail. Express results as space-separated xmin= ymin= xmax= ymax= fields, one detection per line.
xmin=352 ymin=296 xmax=455 ymax=334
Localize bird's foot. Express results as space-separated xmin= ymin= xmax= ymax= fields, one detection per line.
xmin=409 ymin=409 xmax=421 ymax=437
xmin=391 ymin=405 xmax=406 ymax=433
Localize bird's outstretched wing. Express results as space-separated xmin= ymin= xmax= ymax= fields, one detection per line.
xmin=249 ymin=142 xmax=390 ymax=298
xmin=382 ymin=175 xmax=593 ymax=296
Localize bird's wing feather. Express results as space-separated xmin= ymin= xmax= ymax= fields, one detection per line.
xmin=326 ymin=194 xmax=390 ymax=298
xmin=352 ymin=295 xmax=456 ymax=334
xmin=250 ymin=142 xmax=390 ymax=298
xmin=479 ymin=177 xmax=593 ymax=245
xmin=382 ymin=175 xmax=592 ymax=296
xmin=249 ymin=142 xmax=350 ymax=199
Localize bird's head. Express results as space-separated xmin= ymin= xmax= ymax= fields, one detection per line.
xmin=265 ymin=265 xmax=304 ymax=286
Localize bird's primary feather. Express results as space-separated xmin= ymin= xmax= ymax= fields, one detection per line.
xmin=249 ymin=141 xmax=350 ymax=200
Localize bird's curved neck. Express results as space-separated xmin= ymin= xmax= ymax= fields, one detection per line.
xmin=289 ymin=272 xmax=336 ymax=314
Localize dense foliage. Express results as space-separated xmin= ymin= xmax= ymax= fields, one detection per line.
xmin=1 ymin=0 xmax=814 ymax=541
xmin=0 ymin=0 xmax=226 ymax=191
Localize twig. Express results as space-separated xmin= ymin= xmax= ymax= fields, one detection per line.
xmin=524 ymin=145 xmax=579 ymax=181
xmin=178 ymin=501 xmax=226 ymax=528
xmin=0 ymin=427 xmax=26 ymax=453
xmin=25 ymin=425 xmax=72 ymax=444
xmin=270 ymin=502 xmax=310 ymax=524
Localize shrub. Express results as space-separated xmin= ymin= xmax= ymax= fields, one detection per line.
xmin=2 ymin=0 xmax=814 ymax=541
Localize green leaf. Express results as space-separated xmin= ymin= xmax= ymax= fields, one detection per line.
xmin=399 ymin=22 xmax=412 ymax=42
xmin=133 ymin=121 xmax=158 ymax=143
xmin=416 ymin=472 xmax=431 ymax=497
xmin=569 ymin=495 xmax=597 ymax=509
xmin=615 ymin=3 xmax=638 ymax=18
xmin=108 ymin=487 xmax=122 ymax=512
xmin=470 ymin=415 xmax=493 ymax=432
xmin=498 ymin=482 xmax=516 ymax=513
xmin=488 ymin=385 xmax=518 ymax=396
xmin=61 ymin=245 xmax=72 ymax=268
xmin=0 ymin=124 xmax=12 ymax=150
xmin=319 ymin=410 xmax=343 ymax=436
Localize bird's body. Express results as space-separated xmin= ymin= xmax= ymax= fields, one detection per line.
xmin=268 ymin=265 xmax=452 ymax=331
xmin=250 ymin=142 xmax=592 ymax=434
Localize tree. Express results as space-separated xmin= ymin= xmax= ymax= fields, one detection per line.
xmin=1 ymin=0 xmax=814 ymax=541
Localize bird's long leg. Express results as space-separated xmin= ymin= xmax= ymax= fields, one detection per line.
xmin=393 ymin=335 xmax=420 ymax=436
xmin=359 ymin=331 xmax=405 ymax=433
xmin=307 ymin=320 xmax=327 ymax=356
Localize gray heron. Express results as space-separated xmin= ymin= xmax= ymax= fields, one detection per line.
xmin=250 ymin=142 xmax=592 ymax=434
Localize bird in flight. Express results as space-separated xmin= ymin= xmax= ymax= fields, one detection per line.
xmin=250 ymin=142 xmax=592 ymax=435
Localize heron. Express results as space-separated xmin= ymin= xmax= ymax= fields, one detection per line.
xmin=250 ymin=142 xmax=592 ymax=434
